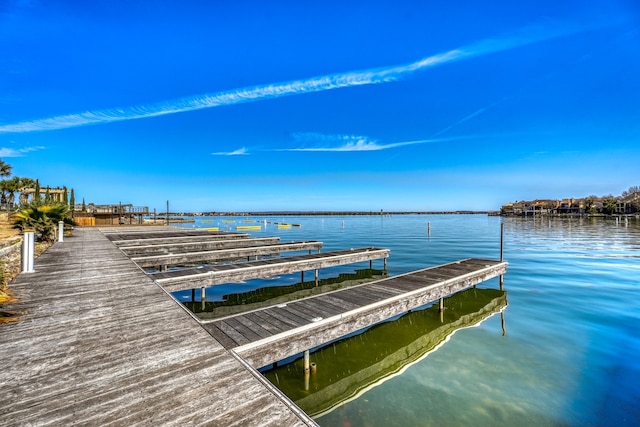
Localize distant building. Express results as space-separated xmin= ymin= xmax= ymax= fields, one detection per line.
xmin=73 ymin=203 xmax=150 ymax=225
xmin=500 ymin=196 xmax=636 ymax=216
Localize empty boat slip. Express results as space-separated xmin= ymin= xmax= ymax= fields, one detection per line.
xmin=131 ymin=240 xmax=324 ymax=268
xmin=118 ymin=236 xmax=282 ymax=256
xmin=104 ymin=229 xmax=250 ymax=246
xmin=149 ymin=248 xmax=391 ymax=292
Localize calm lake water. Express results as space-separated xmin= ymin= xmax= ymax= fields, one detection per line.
xmin=176 ymin=214 xmax=640 ymax=426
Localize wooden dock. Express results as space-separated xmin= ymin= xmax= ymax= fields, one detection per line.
xmin=1 ymin=226 xmax=507 ymax=425
xmin=131 ymin=240 xmax=324 ymax=269
xmin=119 ymin=236 xmax=282 ymax=256
xmin=149 ymin=247 xmax=391 ymax=292
xmin=0 ymin=228 xmax=314 ymax=426
xmin=203 ymin=258 xmax=507 ymax=368
xmin=105 ymin=229 xmax=249 ymax=246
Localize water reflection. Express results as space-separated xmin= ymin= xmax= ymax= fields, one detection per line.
xmin=262 ymin=287 xmax=507 ymax=418
xmin=180 ymin=268 xmax=387 ymax=320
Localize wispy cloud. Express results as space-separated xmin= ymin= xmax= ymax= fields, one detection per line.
xmin=0 ymin=22 xmax=586 ymax=135
xmin=280 ymin=133 xmax=448 ymax=152
xmin=0 ymin=145 xmax=45 ymax=157
xmin=431 ymin=102 xmax=499 ymax=137
xmin=211 ymin=147 xmax=249 ymax=156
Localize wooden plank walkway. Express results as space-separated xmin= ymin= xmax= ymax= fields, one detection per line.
xmin=131 ymin=241 xmax=324 ymax=268
xmin=202 ymin=258 xmax=507 ymax=369
xmin=149 ymin=248 xmax=391 ymax=292
xmin=0 ymin=228 xmax=316 ymax=426
xmin=119 ymin=236 xmax=282 ymax=256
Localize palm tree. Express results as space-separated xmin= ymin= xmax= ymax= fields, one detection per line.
xmin=13 ymin=202 xmax=73 ymax=242
xmin=602 ymin=198 xmax=618 ymax=216
xmin=584 ymin=197 xmax=595 ymax=214
xmin=0 ymin=159 xmax=11 ymax=177
xmin=17 ymin=177 xmax=36 ymax=206
xmin=0 ymin=176 xmax=24 ymax=208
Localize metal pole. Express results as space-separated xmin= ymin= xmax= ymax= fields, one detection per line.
xmin=499 ymin=222 xmax=505 ymax=289
xmin=500 ymin=222 xmax=504 ymax=262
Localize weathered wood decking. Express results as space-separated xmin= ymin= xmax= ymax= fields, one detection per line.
xmin=149 ymin=247 xmax=391 ymax=292
xmin=0 ymin=228 xmax=315 ymax=426
xmin=131 ymin=240 xmax=324 ymax=268
xmin=203 ymin=258 xmax=507 ymax=368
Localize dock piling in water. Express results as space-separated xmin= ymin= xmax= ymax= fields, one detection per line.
xmin=303 ymin=350 xmax=310 ymax=372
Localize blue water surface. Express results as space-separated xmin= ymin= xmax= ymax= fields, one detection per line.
xmin=177 ymin=214 xmax=640 ymax=426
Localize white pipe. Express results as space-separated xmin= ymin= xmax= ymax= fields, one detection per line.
xmin=21 ymin=231 xmax=35 ymax=273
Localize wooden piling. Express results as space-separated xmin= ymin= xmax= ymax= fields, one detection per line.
xmin=303 ymin=350 xmax=310 ymax=372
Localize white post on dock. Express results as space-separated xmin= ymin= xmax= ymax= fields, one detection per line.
xmin=58 ymin=221 xmax=64 ymax=242
xmin=21 ymin=231 xmax=35 ymax=273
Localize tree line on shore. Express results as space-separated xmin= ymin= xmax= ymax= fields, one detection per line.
xmin=0 ymin=159 xmax=77 ymax=242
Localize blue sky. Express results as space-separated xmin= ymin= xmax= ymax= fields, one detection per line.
xmin=1 ymin=1 xmax=639 ymax=212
